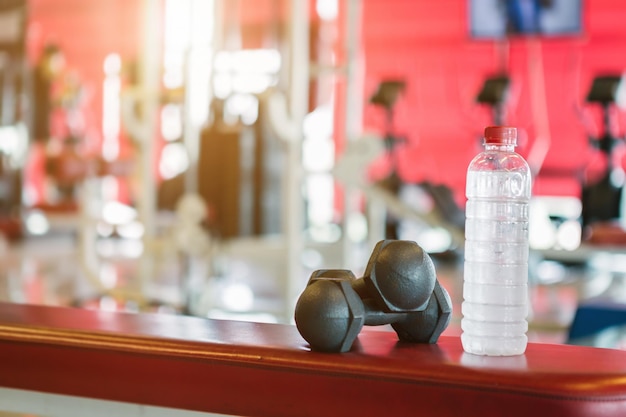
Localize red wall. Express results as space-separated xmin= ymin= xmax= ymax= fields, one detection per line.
xmin=26 ymin=1 xmax=626 ymax=205
xmin=27 ymin=0 xmax=142 ymax=154
xmin=360 ymin=0 xmax=626 ymax=203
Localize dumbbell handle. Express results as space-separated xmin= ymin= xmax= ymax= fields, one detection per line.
xmin=351 ymin=276 xmax=407 ymax=314
xmin=361 ymin=298 xmax=410 ymax=326
xmin=351 ymin=278 xmax=369 ymax=299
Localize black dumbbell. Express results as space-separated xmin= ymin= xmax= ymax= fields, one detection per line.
xmin=354 ymin=240 xmax=438 ymax=312
xmin=294 ymin=271 xmax=452 ymax=352
xmin=294 ymin=240 xmax=452 ymax=352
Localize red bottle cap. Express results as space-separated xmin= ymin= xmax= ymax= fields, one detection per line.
xmin=484 ymin=126 xmax=517 ymax=145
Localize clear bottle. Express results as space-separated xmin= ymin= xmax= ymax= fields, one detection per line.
xmin=461 ymin=126 xmax=532 ymax=356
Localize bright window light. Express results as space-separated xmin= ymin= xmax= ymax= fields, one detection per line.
xmin=163 ymin=0 xmax=214 ymax=101
xmin=556 ymin=220 xmax=581 ymax=251
xmin=417 ymin=227 xmax=453 ymax=253
xmin=346 ymin=212 xmax=368 ymax=243
xmin=316 ymin=0 xmax=338 ymax=20
xmin=213 ymin=73 xmax=232 ymax=99
xmin=303 ymin=137 xmax=335 ymax=172
xmin=161 ymin=104 xmax=183 ymax=141
xmin=187 ymin=48 xmax=213 ymax=125
xmin=102 ymin=201 xmax=137 ymax=225
xmin=25 ymin=211 xmax=49 ymax=235
xmin=0 ymin=126 xmax=20 ymax=155
xmin=191 ymin=0 xmax=214 ymax=44
xmin=164 ymin=0 xmax=191 ymax=48
xmin=163 ymin=69 xmax=184 ymax=89
xmin=306 ymin=174 xmax=334 ymax=225
xmin=213 ymin=49 xmax=281 ymax=96
xmin=213 ymin=51 xmax=232 ymax=72
xmin=221 ymin=282 xmax=254 ymax=312
xmin=159 ymin=142 xmax=189 ymax=179
xmin=225 ymin=93 xmax=259 ymax=125
xmin=231 ymin=73 xmax=274 ymax=94
xmin=117 ymin=220 xmax=145 ymax=240
xmin=103 ymin=53 xmax=121 ymax=74
xmin=303 ymin=104 xmax=334 ymax=139
xmin=162 ymin=0 xmax=189 ymax=89
xmin=231 ymin=49 xmax=281 ymax=73
xmin=96 ymin=221 xmax=114 ymax=237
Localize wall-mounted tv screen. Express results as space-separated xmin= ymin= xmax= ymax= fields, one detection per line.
xmin=469 ymin=0 xmax=583 ymax=39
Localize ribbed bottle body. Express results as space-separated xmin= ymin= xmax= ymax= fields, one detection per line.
xmin=461 ymin=148 xmax=531 ymax=356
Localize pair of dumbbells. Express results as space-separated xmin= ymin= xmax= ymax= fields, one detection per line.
xmin=294 ymin=240 xmax=452 ymax=353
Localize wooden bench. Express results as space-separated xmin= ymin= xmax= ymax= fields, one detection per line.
xmin=0 ymin=301 xmax=625 ymax=416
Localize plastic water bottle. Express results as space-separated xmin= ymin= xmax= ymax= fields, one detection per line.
xmin=461 ymin=126 xmax=532 ymax=356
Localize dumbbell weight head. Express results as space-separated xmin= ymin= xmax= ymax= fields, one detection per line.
xmin=391 ymin=280 xmax=452 ymax=343
xmin=361 ymin=240 xmax=437 ymax=312
xmin=294 ymin=271 xmax=365 ymax=353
